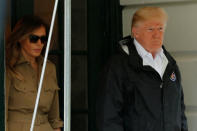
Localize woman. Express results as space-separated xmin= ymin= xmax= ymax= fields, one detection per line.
xmin=6 ymin=15 xmax=63 ymax=131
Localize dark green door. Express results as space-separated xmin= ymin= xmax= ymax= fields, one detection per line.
xmin=7 ymin=0 xmax=123 ymax=131
xmin=87 ymin=0 xmax=122 ymax=130
xmin=0 ymin=0 xmax=7 ymax=130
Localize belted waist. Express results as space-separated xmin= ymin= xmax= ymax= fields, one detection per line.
xmin=8 ymin=111 xmax=49 ymax=125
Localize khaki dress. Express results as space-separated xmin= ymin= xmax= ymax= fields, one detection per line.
xmin=6 ymin=55 xmax=63 ymax=131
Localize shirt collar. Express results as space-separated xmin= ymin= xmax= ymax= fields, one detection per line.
xmin=16 ymin=53 xmax=44 ymax=65
xmin=133 ymin=38 xmax=164 ymax=59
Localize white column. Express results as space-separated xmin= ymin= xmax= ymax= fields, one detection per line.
xmin=64 ymin=0 xmax=71 ymax=130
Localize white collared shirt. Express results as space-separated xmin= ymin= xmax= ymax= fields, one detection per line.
xmin=133 ymin=39 xmax=168 ymax=78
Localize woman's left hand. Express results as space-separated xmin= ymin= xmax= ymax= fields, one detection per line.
xmin=54 ymin=128 xmax=61 ymax=131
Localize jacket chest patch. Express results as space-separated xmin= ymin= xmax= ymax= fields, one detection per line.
xmin=170 ymin=72 xmax=176 ymax=82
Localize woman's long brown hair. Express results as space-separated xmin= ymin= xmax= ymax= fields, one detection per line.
xmin=6 ymin=15 xmax=49 ymax=80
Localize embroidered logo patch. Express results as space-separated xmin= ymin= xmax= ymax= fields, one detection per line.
xmin=170 ymin=72 xmax=176 ymax=81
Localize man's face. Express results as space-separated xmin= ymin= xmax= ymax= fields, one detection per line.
xmin=132 ymin=19 xmax=166 ymax=55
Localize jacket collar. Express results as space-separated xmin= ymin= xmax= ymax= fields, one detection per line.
xmin=16 ymin=53 xmax=44 ymax=66
xmin=119 ymin=36 xmax=176 ymax=69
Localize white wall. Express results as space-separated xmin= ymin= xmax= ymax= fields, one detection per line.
xmin=121 ymin=0 xmax=197 ymax=130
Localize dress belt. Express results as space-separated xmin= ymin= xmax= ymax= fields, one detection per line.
xmin=8 ymin=111 xmax=48 ymax=125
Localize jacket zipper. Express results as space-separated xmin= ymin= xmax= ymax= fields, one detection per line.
xmin=143 ymin=65 xmax=172 ymax=131
xmin=160 ymin=64 xmax=175 ymax=131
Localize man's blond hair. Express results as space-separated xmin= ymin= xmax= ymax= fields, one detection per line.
xmin=131 ymin=7 xmax=168 ymax=28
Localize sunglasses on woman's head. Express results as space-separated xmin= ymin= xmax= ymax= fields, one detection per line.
xmin=29 ymin=34 xmax=47 ymax=44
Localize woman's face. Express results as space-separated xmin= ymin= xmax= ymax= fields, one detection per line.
xmin=20 ymin=26 xmax=47 ymax=59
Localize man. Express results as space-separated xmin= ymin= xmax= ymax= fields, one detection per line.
xmin=96 ymin=7 xmax=188 ymax=131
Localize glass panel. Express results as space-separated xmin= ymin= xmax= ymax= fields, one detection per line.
xmin=71 ymin=56 xmax=88 ymax=110
xmin=71 ymin=114 xmax=88 ymax=131
xmin=34 ymin=0 xmax=60 ymax=50
xmin=48 ymin=55 xmax=61 ymax=80
xmin=71 ymin=0 xmax=87 ymax=51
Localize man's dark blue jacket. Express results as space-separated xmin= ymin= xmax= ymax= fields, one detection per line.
xmin=96 ymin=36 xmax=188 ymax=131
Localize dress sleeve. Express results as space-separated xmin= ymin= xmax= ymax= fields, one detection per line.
xmin=48 ymin=90 xmax=63 ymax=129
xmin=48 ymin=64 xmax=63 ymax=129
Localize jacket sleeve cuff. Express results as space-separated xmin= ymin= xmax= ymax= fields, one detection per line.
xmin=49 ymin=119 xmax=64 ymax=129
